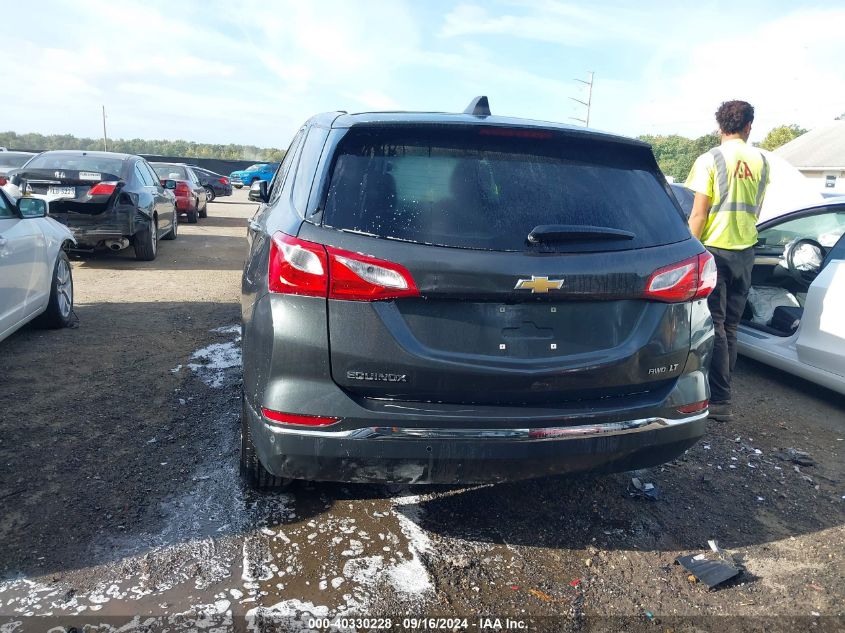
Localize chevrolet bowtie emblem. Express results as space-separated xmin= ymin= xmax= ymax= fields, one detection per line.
xmin=514 ymin=276 xmax=564 ymax=293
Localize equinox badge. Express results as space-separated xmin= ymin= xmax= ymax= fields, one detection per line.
xmin=514 ymin=275 xmax=564 ymax=293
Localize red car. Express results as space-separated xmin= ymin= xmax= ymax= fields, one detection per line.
xmin=151 ymin=162 xmax=208 ymax=223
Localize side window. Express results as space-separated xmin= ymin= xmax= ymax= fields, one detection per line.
xmin=292 ymin=127 xmax=330 ymax=215
xmin=268 ymin=128 xmax=305 ymax=205
xmin=144 ymin=162 xmax=161 ymax=187
xmin=0 ymin=191 xmax=14 ymax=219
xmin=135 ymin=164 xmax=152 ymax=187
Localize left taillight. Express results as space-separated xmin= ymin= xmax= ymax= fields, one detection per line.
xmin=268 ymin=231 xmax=419 ymax=301
xmin=644 ymin=252 xmax=716 ymax=303
xmin=88 ymin=181 xmax=119 ymax=196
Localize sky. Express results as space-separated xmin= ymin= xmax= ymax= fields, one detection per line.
xmin=4 ymin=0 xmax=845 ymax=150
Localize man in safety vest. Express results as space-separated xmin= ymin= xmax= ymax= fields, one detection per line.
xmin=686 ymin=100 xmax=770 ymax=422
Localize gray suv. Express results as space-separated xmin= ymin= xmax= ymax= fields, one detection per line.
xmin=240 ymin=98 xmax=715 ymax=487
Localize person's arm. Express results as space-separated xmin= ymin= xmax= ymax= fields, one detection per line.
xmin=688 ymin=192 xmax=711 ymax=240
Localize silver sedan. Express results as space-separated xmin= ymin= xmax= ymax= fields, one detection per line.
xmin=0 ymin=186 xmax=76 ymax=342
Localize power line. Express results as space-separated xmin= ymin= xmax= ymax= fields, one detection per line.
xmin=102 ymin=105 xmax=108 ymax=152
xmin=569 ymin=71 xmax=594 ymax=127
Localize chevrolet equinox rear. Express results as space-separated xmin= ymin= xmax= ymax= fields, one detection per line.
xmin=240 ymin=99 xmax=715 ymax=487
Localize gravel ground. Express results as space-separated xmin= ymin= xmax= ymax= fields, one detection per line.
xmin=0 ymin=189 xmax=842 ymax=632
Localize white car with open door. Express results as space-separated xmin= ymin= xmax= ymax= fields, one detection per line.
xmin=738 ymin=199 xmax=845 ymax=395
xmin=0 ymin=187 xmax=76 ymax=343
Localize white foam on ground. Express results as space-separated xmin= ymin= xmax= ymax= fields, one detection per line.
xmin=187 ymin=325 xmax=242 ymax=388
xmin=388 ymin=497 xmax=433 ymax=595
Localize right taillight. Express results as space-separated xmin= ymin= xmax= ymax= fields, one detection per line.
xmin=644 ymin=251 xmax=716 ymax=303
xmin=175 ymin=182 xmax=191 ymax=196
xmin=267 ymin=231 xmax=419 ymax=301
xmin=694 ymin=251 xmax=717 ymax=299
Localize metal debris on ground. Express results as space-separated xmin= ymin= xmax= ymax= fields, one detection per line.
xmin=776 ymin=448 xmax=816 ymax=467
xmin=628 ymin=477 xmax=660 ymax=500
xmin=675 ymin=540 xmax=742 ymax=589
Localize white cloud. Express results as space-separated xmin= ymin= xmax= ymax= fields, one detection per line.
xmin=439 ymin=1 xmax=647 ymax=45
xmin=626 ymin=8 xmax=845 ymax=140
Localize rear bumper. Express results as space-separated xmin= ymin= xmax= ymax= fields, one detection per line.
xmin=244 ymin=397 xmax=706 ymax=484
xmin=175 ymin=196 xmax=194 ymax=211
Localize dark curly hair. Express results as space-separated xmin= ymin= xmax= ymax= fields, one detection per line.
xmin=715 ymin=100 xmax=755 ymax=135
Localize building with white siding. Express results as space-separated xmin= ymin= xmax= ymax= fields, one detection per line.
xmin=776 ymin=121 xmax=845 ymax=194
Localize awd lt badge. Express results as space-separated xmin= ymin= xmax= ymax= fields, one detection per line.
xmin=514 ymin=276 xmax=564 ymax=294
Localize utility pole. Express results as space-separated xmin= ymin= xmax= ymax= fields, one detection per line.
xmin=569 ymin=71 xmax=594 ymax=127
xmin=102 ymin=105 xmax=108 ymax=151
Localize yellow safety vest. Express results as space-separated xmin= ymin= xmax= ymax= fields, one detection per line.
xmin=685 ymin=139 xmax=770 ymax=250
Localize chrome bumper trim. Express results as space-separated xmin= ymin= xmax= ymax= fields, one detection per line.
xmin=264 ymin=411 xmax=708 ymax=440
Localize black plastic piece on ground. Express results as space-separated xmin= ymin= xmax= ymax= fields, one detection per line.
xmin=676 ymin=554 xmax=741 ymax=589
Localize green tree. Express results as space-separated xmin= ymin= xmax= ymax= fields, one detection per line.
xmin=758 ymin=124 xmax=807 ymax=151
xmin=0 ymin=130 xmax=285 ymax=162
xmin=638 ymin=131 xmax=719 ymax=182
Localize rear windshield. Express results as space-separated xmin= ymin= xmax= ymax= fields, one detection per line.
xmin=25 ymin=154 xmax=125 ymax=175
xmin=153 ymin=164 xmax=188 ymax=179
xmin=323 ymin=127 xmax=689 ymax=252
xmin=0 ymin=153 xmax=33 ymax=170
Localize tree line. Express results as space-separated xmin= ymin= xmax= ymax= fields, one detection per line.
xmin=1 ymin=122 xmax=820 ymax=182
xmin=639 ymin=124 xmax=808 ymax=182
xmin=0 ymin=131 xmax=286 ymax=163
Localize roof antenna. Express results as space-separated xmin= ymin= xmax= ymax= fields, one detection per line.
xmin=464 ymin=96 xmax=491 ymax=116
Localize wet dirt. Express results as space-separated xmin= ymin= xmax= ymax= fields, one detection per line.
xmin=0 ymin=190 xmax=843 ymax=632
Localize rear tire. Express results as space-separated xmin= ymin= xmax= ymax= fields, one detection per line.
xmin=199 ymin=199 xmax=208 ymax=219
xmin=186 ymin=207 xmax=199 ymax=224
xmin=240 ymin=395 xmax=290 ymax=490
xmin=234 ymin=184 xmax=243 ymax=189
xmin=162 ymin=211 xmax=178 ymax=240
xmin=133 ymin=218 xmax=158 ymax=261
xmin=204 ymin=186 xmax=215 ymax=202
xmin=36 ymin=251 xmax=73 ymax=329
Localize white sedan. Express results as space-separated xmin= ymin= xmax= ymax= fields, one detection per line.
xmin=737 ymin=199 xmax=845 ymax=395
xmin=0 ymin=186 xmax=76 ymax=343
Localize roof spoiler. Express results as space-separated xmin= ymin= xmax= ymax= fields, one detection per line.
xmin=464 ymin=96 xmax=491 ymax=117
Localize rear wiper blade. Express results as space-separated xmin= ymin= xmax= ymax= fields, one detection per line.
xmin=527 ymin=224 xmax=635 ymax=244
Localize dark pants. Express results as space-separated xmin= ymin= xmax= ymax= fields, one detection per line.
xmin=706 ymin=246 xmax=754 ymax=404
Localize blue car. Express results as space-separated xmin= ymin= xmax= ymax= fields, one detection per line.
xmin=229 ymin=163 xmax=280 ymax=189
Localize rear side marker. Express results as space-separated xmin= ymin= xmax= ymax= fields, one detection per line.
xmin=677 ymin=400 xmax=708 ymax=414
xmin=261 ymin=408 xmax=340 ymax=427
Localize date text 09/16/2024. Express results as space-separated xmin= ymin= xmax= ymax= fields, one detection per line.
xmin=307 ymin=617 xmax=529 ymax=630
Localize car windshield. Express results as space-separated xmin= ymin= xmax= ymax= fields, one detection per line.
xmin=153 ymin=164 xmax=188 ymax=180
xmin=758 ymin=208 xmax=845 ymax=249
xmin=0 ymin=153 xmax=32 ymax=169
xmin=324 ymin=126 xmax=689 ymax=252
xmin=24 ymin=154 xmax=125 ymax=175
